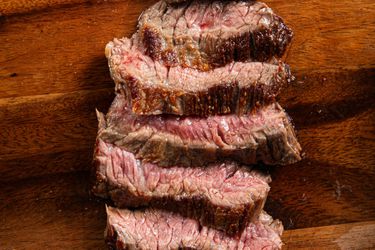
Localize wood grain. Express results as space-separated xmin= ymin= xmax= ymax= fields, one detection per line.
xmin=283 ymin=221 xmax=375 ymax=250
xmin=1 ymin=0 xmax=89 ymax=16
xmin=267 ymin=0 xmax=375 ymax=71
xmin=0 ymin=0 xmax=374 ymax=249
xmin=0 ymin=89 xmax=113 ymax=158
xmin=0 ymin=172 xmax=107 ymax=249
xmin=0 ymin=0 xmax=155 ymax=98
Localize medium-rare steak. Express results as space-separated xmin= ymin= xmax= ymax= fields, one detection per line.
xmin=106 ymin=37 xmax=291 ymax=116
xmin=97 ymin=95 xmax=302 ymax=167
xmin=138 ymin=0 xmax=293 ymax=70
xmin=105 ymin=206 xmax=284 ymax=250
xmin=93 ymin=139 xmax=271 ymax=234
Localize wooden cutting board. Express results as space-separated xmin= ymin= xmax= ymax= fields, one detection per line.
xmin=0 ymin=0 xmax=374 ymax=249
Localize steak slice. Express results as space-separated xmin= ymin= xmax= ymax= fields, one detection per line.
xmin=97 ymin=95 xmax=302 ymax=167
xmin=93 ymin=139 xmax=271 ymax=234
xmin=105 ymin=37 xmax=291 ymax=116
xmin=105 ymin=207 xmax=284 ymax=250
xmin=138 ymin=0 xmax=293 ymax=71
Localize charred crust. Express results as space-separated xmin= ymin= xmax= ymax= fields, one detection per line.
xmin=119 ymin=77 xmax=285 ymax=116
xmin=140 ymin=16 xmax=293 ymax=71
xmin=141 ymin=25 xmax=163 ymax=61
xmin=210 ymin=22 xmax=293 ymax=67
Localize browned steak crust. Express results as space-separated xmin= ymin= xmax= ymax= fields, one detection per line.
xmin=106 ymin=37 xmax=291 ymax=116
xmin=139 ymin=0 xmax=293 ymax=71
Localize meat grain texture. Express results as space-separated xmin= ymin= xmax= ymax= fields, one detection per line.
xmin=93 ymin=139 xmax=271 ymax=234
xmin=106 ymin=37 xmax=291 ymax=116
xmin=97 ymin=95 xmax=302 ymax=167
xmin=105 ymin=207 xmax=284 ymax=250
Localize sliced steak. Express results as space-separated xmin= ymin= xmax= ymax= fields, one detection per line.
xmin=93 ymin=139 xmax=271 ymax=234
xmin=138 ymin=0 xmax=293 ymax=71
xmin=106 ymin=37 xmax=291 ymax=116
xmin=105 ymin=207 xmax=284 ymax=250
xmin=97 ymin=95 xmax=302 ymax=167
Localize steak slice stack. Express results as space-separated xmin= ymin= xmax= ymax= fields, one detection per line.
xmin=106 ymin=37 xmax=291 ymax=116
xmin=138 ymin=0 xmax=293 ymax=70
xmin=106 ymin=206 xmax=284 ymax=250
xmin=97 ymin=95 xmax=301 ymax=167
xmin=92 ymin=0 xmax=300 ymax=249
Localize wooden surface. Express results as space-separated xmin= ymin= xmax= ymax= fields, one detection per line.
xmin=283 ymin=221 xmax=375 ymax=250
xmin=0 ymin=0 xmax=374 ymax=249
